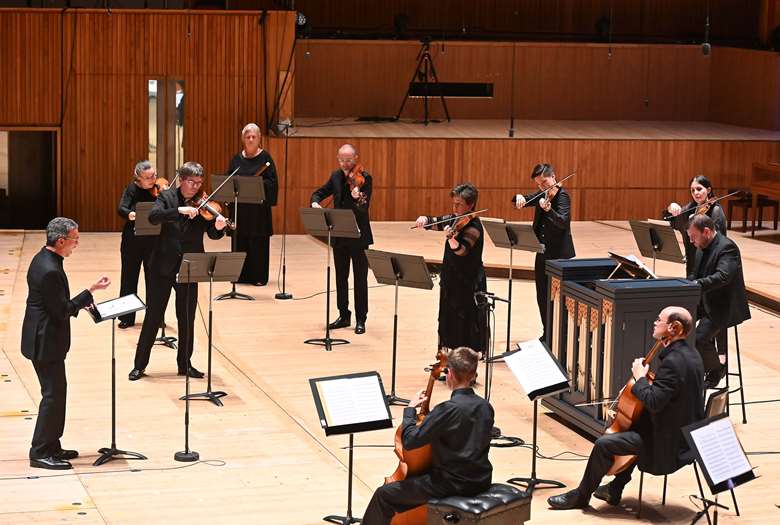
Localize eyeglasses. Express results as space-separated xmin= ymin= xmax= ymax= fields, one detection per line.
xmin=337 ymin=157 xmax=356 ymax=163
xmin=182 ymin=179 xmax=203 ymax=186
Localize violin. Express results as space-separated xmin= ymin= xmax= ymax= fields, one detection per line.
xmin=150 ymin=177 xmax=170 ymax=198
xmin=410 ymin=209 xmax=488 ymax=232
xmin=384 ymin=349 xmax=448 ymax=525
xmin=663 ymin=190 xmax=742 ymax=221
xmin=511 ymin=170 xmax=577 ymax=207
xmin=187 ymin=189 xmax=235 ymax=229
xmin=347 ymin=165 xmax=367 ymax=206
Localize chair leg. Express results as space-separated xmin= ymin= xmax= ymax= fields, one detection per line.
xmin=723 ymin=333 xmax=730 ymax=417
xmin=734 ymin=326 xmax=747 ymax=424
xmin=730 ymin=488 xmax=740 ymax=516
xmin=637 ymin=471 xmax=643 ymax=519
xmin=693 ymin=463 xmax=712 ymax=525
xmin=662 ymin=474 xmax=668 ymax=505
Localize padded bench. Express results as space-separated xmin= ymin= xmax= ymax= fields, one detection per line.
xmin=427 ymin=483 xmax=531 ymax=525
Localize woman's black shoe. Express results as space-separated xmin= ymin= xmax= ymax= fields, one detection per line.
xmin=118 ymin=320 xmax=134 ymax=329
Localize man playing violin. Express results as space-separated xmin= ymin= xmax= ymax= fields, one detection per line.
xmin=548 ymin=306 xmax=704 ymax=510
xmin=116 ymin=160 xmax=159 ymax=329
xmin=129 ymin=162 xmax=226 ymax=381
xmin=513 ymin=163 xmax=575 ymax=343
xmin=363 ymin=347 xmax=494 ymax=525
xmin=311 ymin=144 xmax=373 ymax=334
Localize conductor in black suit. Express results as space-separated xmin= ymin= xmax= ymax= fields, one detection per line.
xmin=310 ymin=144 xmax=373 ymax=335
xmin=129 ymin=162 xmax=226 ymax=381
xmin=687 ymin=214 xmax=751 ymax=388
xmin=21 ymin=217 xmax=111 ymax=470
xmin=514 ymin=163 xmax=575 ymax=341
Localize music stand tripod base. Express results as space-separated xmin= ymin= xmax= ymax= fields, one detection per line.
xmin=215 ymin=283 xmax=254 ymax=301
xmin=180 ymin=389 xmax=228 ymax=407
xmin=305 ymin=337 xmax=350 ymax=352
xmin=323 ymin=515 xmax=361 ymax=525
xmin=174 ymin=450 xmax=200 ymax=462
xmin=94 ymin=447 xmax=148 ymax=467
xmin=507 ymin=476 xmax=566 ymax=493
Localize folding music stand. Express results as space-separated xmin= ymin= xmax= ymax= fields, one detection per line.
xmin=483 ymin=219 xmax=544 ymax=358
xmin=300 ymin=207 xmax=361 ymax=351
xmin=366 ymin=249 xmax=433 ymax=406
xmin=178 ymin=252 xmax=245 ymax=407
xmin=310 ymin=371 xmax=393 ymax=524
xmin=211 ymin=173 xmax=266 ymax=301
xmin=87 ymin=294 xmax=148 ymax=466
xmin=629 ymin=219 xmax=685 ymax=274
xmin=135 ymin=203 xmax=177 ymax=349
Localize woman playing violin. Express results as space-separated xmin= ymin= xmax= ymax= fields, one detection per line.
xmin=665 ymin=175 xmax=727 ymax=277
xmin=548 ymin=306 xmax=704 ymax=510
xmin=116 ymin=160 xmax=160 ymax=328
xmin=415 ymin=183 xmax=487 ymax=354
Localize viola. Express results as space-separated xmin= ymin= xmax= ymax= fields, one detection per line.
xmin=187 ymin=190 xmax=235 ymax=229
xmin=384 ymin=349 xmax=448 ymax=525
xmin=150 ymin=177 xmax=170 ymax=198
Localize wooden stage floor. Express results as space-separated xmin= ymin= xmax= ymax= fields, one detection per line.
xmin=291 ymin=118 xmax=780 ymax=141
xmin=1 ymin=222 xmax=778 ymax=524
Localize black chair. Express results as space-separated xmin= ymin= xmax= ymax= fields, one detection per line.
xmin=427 ymin=483 xmax=531 ymax=524
xmin=727 ymin=190 xmax=779 ymax=231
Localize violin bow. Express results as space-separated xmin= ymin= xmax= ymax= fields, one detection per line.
xmin=195 ymin=167 xmax=240 ymax=211
xmin=522 ymin=170 xmax=577 ymax=207
xmin=663 ymin=189 xmax=742 ymax=220
xmin=410 ymin=208 xmax=489 ymax=229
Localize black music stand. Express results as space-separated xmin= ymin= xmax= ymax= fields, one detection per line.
xmin=300 ymin=207 xmax=361 ymax=351
xmin=310 ymin=371 xmax=393 ymax=525
xmin=135 ymin=203 xmax=177 ymax=349
xmin=505 ymin=339 xmax=569 ymax=494
xmin=178 ymin=251 xmax=245 ymax=406
xmin=212 ymin=173 xmax=266 ymax=301
xmin=87 ymin=294 xmax=148 ymax=466
xmin=483 ymin=219 xmax=544 ymax=358
xmin=365 ymin=249 xmax=434 ymax=406
xmin=629 ymin=219 xmax=685 ymax=274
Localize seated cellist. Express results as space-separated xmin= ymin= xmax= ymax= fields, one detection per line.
xmin=548 ymin=306 xmax=705 ymax=510
xmin=363 ymin=347 xmax=494 ymax=525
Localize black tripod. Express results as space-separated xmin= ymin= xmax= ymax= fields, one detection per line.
xmin=396 ymin=41 xmax=451 ymax=125
xmin=94 ymin=318 xmax=147 ymax=466
xmin=154 ymin=318 xmax=177 ymax=349
xmin=175 ymin=262 xmax=199 ymax=463
xmin=275 ymin=123 xmax=293 ymax=301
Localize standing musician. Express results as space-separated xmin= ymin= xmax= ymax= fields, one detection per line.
xmin=665 ymin=175 xmax=727 ymax=278
xmin=513 ymin=163 xmax=575 ymax=342
xmin=116 ymin=160 xmax=159 ymax=329
xmin=548 ymin=306 xmax=704 ymax=510
xmin=363 ymin=347 xmax=494 ymax=524
xmin=687 ymin=214 xmax=750 ymax=389
xmin=415 ymin=183 xmax=487 ymax=354
xmin=226 ymin=123 xmax=278 ymax=286
xmin=129 ymin=162 xmax=226 ymax=381
xmin=311 ymin=143 xmax=372 ymax=335
xmin=22 ymin=218 xmax=111 ymax=469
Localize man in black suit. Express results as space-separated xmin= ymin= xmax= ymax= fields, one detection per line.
xmin=311 ymin=143 xmax=373 ymax=334
xmin=687 ymin=214 xmax=751 ymax=388
xmin=514 ymin=163 xmax=575 ymax=341
xmin=548 ymin=306 xmax=704 ymax=510
xmin=129 ymin=162 xmax=226 ymax=381
xmin=21 ymin=217 xmax=111 ymax=470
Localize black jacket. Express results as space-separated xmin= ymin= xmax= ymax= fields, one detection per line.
xmin=521 ymin=187 xmax=575 ymax=259
xmin=227 ymin=150 xmax=279 ymax=237
xmin=689 ymin=233 xmax=751 ymax=328
xmin=631 ymin=339 xmax=705 ymax=475
xmin=21 ymin=248 xmax=93 ymax=362
xmin=148 ymin=187 xmax=226 ymax=278
xmin=310 ymin=169 xmax=373 ymax=247
xmin=665 ymin=202 xmax=727 ymax=277
xmin=401 ymin=388 xmax=494 ymax=495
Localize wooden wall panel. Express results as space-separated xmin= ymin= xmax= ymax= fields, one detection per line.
xmin=0 ymin=10 xmax=62 ymax=125
xmin=266 ymin=136 xmax=780 ymax=234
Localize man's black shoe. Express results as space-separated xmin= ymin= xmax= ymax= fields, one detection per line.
xmin=54 ymin=449 xmax=79 ymax=461
xmin=118 ymin=320 xmax=134 ymax=329
xmin=593 ymin=483 xmax=621 ymax=506
xmin=355 ymin=321 xmax=366 ymax=334
xmin=178 ymin=366 xmax=205 ymax=379
xmin=328 ymin=315 xmax=351 ymax=330
xmin=704 ymin=364 xmax=727 ymax=389
xmin=128 ymin=368 xmax=145 ymax=381
xmin=30 ymin=457 xmax=72 ymax=470
xmin=548 ymin=489 xmax=589 ymax=510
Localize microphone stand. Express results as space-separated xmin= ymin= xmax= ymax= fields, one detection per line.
xmin=275 ymin=123 xmax=293 ymax=300
xmin=175 ymin=261 xmax=199 ymax=463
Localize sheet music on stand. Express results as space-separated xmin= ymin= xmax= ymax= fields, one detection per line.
xmin=607 ymin=251 xmax=657 ymax=279
xmin=310 ymin=372 xmax=393 ymax=436
xmin=683 ymin=413 xmax=757 ymax=494
xmin=504 ymin=339 xmax=570 ymax=400
xmin=87 ymin=294 xmax=146 ymax=323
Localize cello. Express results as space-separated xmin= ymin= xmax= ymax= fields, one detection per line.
xmin=385 ymin=349 xmax=448 ymax=525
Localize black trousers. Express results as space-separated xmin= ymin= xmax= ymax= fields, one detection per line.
xmin=695 ymin=316 xmax=726 ymax=373
xmin=576 ymin=431 xmax=643 ymax=497
xmin=534 ymin=254 xmax=550 ymax=339
xmin=363 ymin=474 xmax=445 ymax=525
xmin=118 ymin=234 xmax=153 ymax=324
xmin=333 ymin=244 xmax=368 ymax=322
xmin=134 ymin=274 xmax=198 ymax=372
xmin=236 ymin=234 xmax=270 ymax=285
xmin=30 ymin=359 xmax=67 ymax=459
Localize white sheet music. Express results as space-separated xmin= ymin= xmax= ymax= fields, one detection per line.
xmin=505 ymin=339 xmax=568 ymax=400
xmin=690 ymin=417 xmax=752 ymax=485
xmin=95 ymin=294 xmax=145 ymax=319
xmin=318 ymin=375 xmax=389 ymax=427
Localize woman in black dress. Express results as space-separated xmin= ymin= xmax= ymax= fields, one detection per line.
xmin=226 ymin=123 xmax=279 ymax=285
xmin=415 ymin=183 xmax=487 ymax=353
xmin=116 ymin=160 xmax=158 ymax=328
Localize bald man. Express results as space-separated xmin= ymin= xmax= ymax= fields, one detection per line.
xmin=548 ymin=306 xmax=705 ymax=510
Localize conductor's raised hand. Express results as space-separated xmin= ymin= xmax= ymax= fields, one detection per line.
xmin=89 ymin=275 xmax=111 ymax=293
